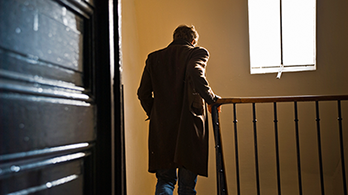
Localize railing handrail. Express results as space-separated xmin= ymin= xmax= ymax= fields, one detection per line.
xmin=215 ymin=94 xmax=348 ymax=104
xmin=211 ymin=94 xmax=348 ymax=195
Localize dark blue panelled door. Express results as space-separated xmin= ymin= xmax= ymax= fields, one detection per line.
xmin=0 ymin=0 xmax=124 ymax=194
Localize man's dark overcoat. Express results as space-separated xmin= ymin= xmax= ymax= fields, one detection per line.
xmin=137 ymin=40 xmax=218 ymax=176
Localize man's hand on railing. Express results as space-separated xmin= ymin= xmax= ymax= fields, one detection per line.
xmin=208 ymin=104 xmax=221 ymax=113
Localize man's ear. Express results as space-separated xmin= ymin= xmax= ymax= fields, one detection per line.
xmin=191 ymin=40 xmax=196 ymax=46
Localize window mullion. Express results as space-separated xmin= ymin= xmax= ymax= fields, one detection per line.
xmin=277 ymin=0 xmax=284 ymax=78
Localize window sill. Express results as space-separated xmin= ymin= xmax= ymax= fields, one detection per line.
xmin=250 ymin=64 xmax=316 ymax=75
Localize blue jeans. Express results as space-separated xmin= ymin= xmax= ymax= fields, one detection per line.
xmin=155 ymin=168 xmax=197 ymax=195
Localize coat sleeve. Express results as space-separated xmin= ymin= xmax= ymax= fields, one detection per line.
xmin=137 ymin=56 xmax=154 ymax=119
xmin=187 ymin=47 xmax=218 ymax=105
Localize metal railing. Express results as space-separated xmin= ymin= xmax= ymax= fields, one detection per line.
xmin=211 ymin=95 xmax=348 ymax=195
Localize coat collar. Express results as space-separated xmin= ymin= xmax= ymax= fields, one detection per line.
xmin=168 ymin=39 xmax=194 ymax=47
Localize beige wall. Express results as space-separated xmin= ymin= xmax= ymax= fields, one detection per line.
xmin=121 ymin=0 xmax=348 ymax=194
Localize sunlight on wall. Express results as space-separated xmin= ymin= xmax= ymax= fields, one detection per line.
xmin=121 ymin=0 xmax=157 ymax=194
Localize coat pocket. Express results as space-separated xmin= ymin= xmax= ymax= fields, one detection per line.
xmin=191 ymin=93 xmax=204 ymax=116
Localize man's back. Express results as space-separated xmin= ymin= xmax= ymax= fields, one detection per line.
xmin=146 ymin=40 xmax=195 ymax=124
xmin=138 ymin=39 xmax=216 ymax=176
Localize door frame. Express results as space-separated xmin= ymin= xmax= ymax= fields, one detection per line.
xmin=94 ymin=0 xmax=126 ymax=194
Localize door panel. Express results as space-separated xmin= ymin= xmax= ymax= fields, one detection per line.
xmin=0 ymin=96 xmax=95 ymax=154
xmin=1 ymin=0 xmax=85 ymax=72
xmin=0 ymin=0 xmax=99 ymax=194
xmin=1 ymin=155 xmax=85 ymax=195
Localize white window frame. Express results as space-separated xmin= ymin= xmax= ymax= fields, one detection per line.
xmin=248 ymin=0 xmax=317 ymax=78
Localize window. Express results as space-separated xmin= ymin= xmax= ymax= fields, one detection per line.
xmin=248 ymin=0 xmax=316 ymax=78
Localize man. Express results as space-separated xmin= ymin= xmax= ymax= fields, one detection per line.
xmin=137 ymin=25 xmax=220 ymax=195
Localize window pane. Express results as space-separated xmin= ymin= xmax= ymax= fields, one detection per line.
xmin=248 ymin=0 xmax=281 ymax=67
xmin=282 ymin=0 xmax=316 ymax=65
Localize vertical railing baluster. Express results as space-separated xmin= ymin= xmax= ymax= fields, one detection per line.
xmin=273 ymin=102 xmax=281 ymax=195
xmin=212 ymin=104 xmax=228 ymax=195
xmin=233 ymin=103 xmax=241 ymax=195
xmin=315 ymin=101 xmax=325 ymax=195
xmin=338 ymin=100 xmax=347 ymax=195
xmin=294 ymin=101 xmax=303 ymax=195
xmin=252 ymin=103 xmax=261 ymax=195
